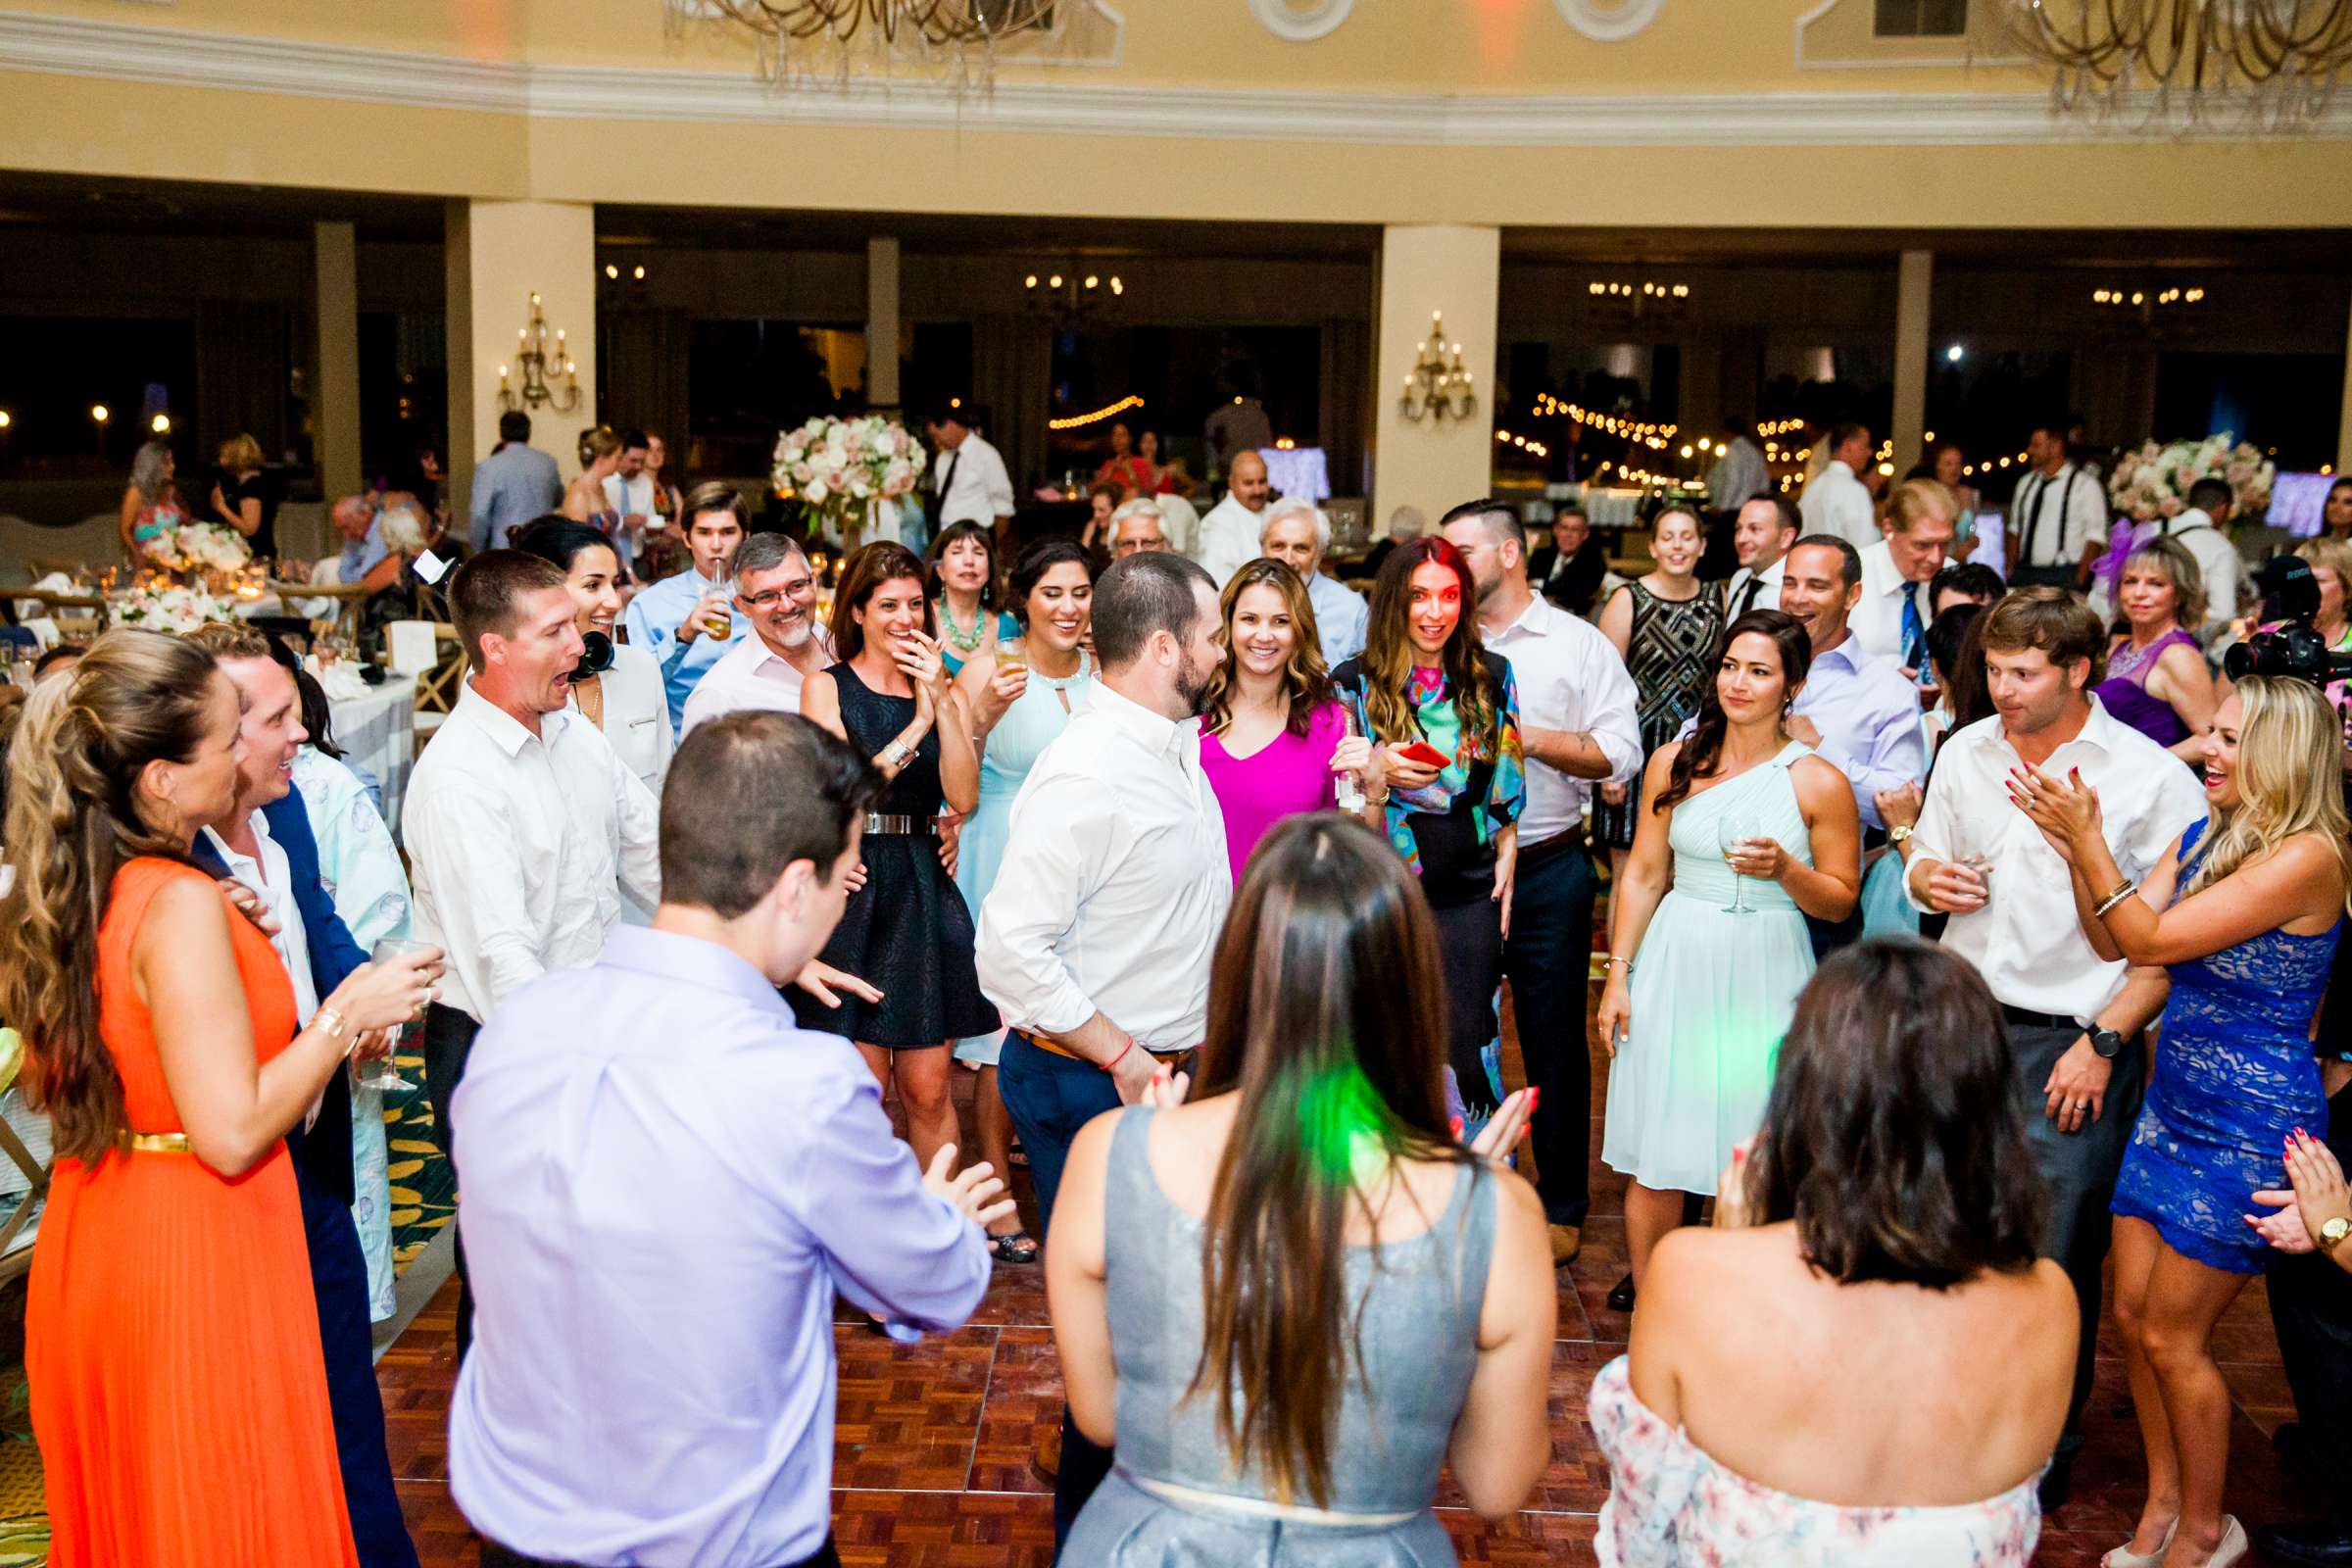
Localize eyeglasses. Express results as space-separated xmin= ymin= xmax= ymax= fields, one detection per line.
xmin=741 ymin=584 xmax=811 ymax=609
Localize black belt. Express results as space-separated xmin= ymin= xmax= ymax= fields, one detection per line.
xmin=1517 ymin=822 xmax=1587 ymax=869
xmin=2000 ymin=1003 xmax=2082 ymax=1032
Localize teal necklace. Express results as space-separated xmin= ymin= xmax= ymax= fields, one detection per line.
xmin=937 ymin=595 xmax=987 ymax=655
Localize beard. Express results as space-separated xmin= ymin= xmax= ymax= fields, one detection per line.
xmin=1175 ymin=652 xmax=1216 ymax=716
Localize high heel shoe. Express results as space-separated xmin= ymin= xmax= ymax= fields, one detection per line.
xmin=2208 ymin=1515 xmax=2249 ymax=1568
xmin=2101 ymin=1520 xmax=2175 ymax=1568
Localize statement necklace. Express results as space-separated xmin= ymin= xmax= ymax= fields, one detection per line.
xmin=937 ymin=596 xmax=987 ymax=654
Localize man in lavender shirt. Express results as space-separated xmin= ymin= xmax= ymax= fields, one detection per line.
xmin=449 ymin=711 xmax=1009 ymax=1568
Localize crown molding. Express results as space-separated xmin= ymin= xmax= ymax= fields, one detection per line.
xmin=4 ymin=8 xmax=2348 ymax=146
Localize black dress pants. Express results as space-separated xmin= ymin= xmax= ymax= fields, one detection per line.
xmin=2269 ymin=1076 xmax=2352 ymax=1519
xmin=423 ymin=1000 xmax=481 ymax=1359
xmin=1501 ymin=835 xmax=1599 ymax=1227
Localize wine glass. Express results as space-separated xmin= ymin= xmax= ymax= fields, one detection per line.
xmin=1718 ymin=811 xmax=1761 ymax=915
xmin=354 ymin=938 xmax=432 ymax=1093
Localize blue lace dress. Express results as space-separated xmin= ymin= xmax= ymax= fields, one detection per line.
xmin=2111 ymin=819 xmax=2341 ymax=1273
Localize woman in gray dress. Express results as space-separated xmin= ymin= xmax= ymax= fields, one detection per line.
xmin=1043 ymin=814 xmax=1555 ymax=1564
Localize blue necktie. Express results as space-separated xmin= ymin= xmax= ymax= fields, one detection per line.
xmin=1900 ymin=586 xmax=1926 ymax=671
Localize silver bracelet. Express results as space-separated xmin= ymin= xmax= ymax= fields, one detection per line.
xmin=2092 ymin=881 xmax=2136 ymax=918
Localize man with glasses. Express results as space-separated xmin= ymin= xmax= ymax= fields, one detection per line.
xmin=679 ymin=532 xmax=834 ymax=734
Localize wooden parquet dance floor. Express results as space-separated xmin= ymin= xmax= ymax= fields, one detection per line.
xmin=380 ymin=996 xmax=2312 ymax=1567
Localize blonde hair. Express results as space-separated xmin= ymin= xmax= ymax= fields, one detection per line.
xmin=0 ymin=631 xmax=229 ymax=1164
xmin=2295 ymin=536 xmax=2352 ymax=606
xmin=1887 ymin=478 xmax=1957 ymax=535
xmin=577 ymin=425 xmax=621 ymax=467
xmin=215 ymin=432 xmax=265 ymax=472
xmin=2119 ymin=536 xmax=2207 ymax=637
xmin=2185 ymin=675 xmax=2352 ymax=904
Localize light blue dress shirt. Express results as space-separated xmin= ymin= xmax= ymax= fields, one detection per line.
xmin=1307 ymin=569 xmax=1369 ymax=669
xmin=621 ymin=565 xmax=747 ymax=730
xmin=338 ymin=515 xmax=387 ymax=582
xmin=1788 ymin=633 xmax=1928 ymax=831
xmin=467 ymin=443 xmax=566 ymax=553
xmin=448 ymin=925 xmax=993 ymax=1566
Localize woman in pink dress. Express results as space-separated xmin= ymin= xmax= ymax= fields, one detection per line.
xmin=1200 ymin=559 xmax=1384 ymax=883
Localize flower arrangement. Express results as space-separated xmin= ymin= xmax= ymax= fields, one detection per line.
xmin=771 ymin=416 xmax=925 ymax=546
xmin=111 ymin=582 xmax=240 ymax=635
xmin=2107 ymin=432 xmax=2276 ymax=523
xmin=140 ymin=522 xmax=254 ymax=574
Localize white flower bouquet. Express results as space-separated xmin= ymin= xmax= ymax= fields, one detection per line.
xmin=2107 ymin=432 xmax=2275 ymax=523
xmin=140 ymin=522 xmax=254 ymax=574
xmin=771 ymin=415 xmax=925 ymax=546
xmin=112 ymin=583 xmax=240 ymax=635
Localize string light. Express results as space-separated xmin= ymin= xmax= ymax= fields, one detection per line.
xmin=1048 ymin=394 xmax=1144 ymax=431
xmin=1494 ymin=430 xmax=1550 ymax=459
xmin=1756 ymin=417 xmax=1805 ymax=438
xmin=1535 ymin=393 xmax=1676 ymax=448
xmin=1587 ymin=279 xmax=1691 ymax=300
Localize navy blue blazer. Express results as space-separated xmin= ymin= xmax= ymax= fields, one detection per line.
xmin=189 ymin=788 xmax=368 ymax=1205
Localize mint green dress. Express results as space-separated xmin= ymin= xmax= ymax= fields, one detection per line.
xmin=1601 ymin=741 xmax=1816 ymax=1197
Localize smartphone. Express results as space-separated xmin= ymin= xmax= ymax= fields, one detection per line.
xmin=1395 ymin=740 xmax=1450 ymax=768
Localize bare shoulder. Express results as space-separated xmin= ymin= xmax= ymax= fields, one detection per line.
xmin=1644 ymin=740 xmax=1683 ymax=785
xmin=2154 ymin=640 xmax=2210 ymax=678
xmin=1788 ymin=754 xmax=1858 ymax=813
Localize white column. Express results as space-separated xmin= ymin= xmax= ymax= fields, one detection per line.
xmin=867 ymin=236 xmax=902 ymax=411
xmin=1372 ymin=224 xmax=1500 ymax=528
xmin=313 ymin=220 xmax=361 ymax=501
xmin=1891 ymin=248 xmax=1934 ymax=482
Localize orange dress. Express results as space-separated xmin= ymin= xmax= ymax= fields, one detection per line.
xmin=26 ymin=857 xmax=359 ymax=1567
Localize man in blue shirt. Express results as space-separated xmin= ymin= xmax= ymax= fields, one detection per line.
xmin=467 ymin=411 xmax=565 ymax=553
xmin=332 ymin=494 xmax=386 ymax=582
xmin=621 ymin=480 xmax=749 ymax=729
xmin=449 ymin=711 xmax=1004 ymax=1568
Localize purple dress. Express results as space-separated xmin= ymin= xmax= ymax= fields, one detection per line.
xmin=1200 ymin=701 xmax=1346 ymax=883
xmin=2093 ymin=627 xmax=2200 ymax=748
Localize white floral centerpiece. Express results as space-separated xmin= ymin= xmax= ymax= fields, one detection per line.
xmin=771 ymin=415 xmax=925 ymax=550
xmin=2107 ymin=432 xmax=2276 ymax=524
xmin=140 ymin=521 xmax=255 ymax=580
xmin=112 ymin=582 xmax=240 ymax=635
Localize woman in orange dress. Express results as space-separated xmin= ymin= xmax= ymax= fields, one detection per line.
xmin=0 ymin=629 xmax=439 ymax=1567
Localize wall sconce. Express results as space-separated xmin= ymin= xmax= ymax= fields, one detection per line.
xmin=1400 ymin=312 xmax=1475 ymax=424
xmin=498 ymin=292 xmax=580 ymax=414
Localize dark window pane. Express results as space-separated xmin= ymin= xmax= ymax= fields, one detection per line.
xmin=1921 ymin=0 xmax=1967 ymax=35
xmin=1874 ymin=0 xmax=1916 ymax=36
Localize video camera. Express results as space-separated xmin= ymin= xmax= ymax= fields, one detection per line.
xmin=2222 ymin=556 xmax=2352 ymax=688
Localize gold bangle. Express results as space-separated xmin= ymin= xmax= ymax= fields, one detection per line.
xmin=2092 ymin=881 xmax=2135 ymax=918
xmin=311 ymin=1004 xmax=348 ymax=1046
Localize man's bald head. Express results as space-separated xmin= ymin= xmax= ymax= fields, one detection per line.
xmin=1228 ymin=450 xmax=1270 ymax=513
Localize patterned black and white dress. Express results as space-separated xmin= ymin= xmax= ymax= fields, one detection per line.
xmin=1592 ymin=578 xmax=1723 ymax=851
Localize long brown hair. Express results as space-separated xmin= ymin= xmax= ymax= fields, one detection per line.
xmin=1188 ymin=814 xmax=1477 ymax=1507
xmin=1356 ymin=537 xmax=1499 ymax=760
xmin=0 ymin=631 xmax=227 ymax=1164
xmin=1200 ymin=559 xmax=1333 ymax=740
xmin=1653 ymin=609 xmax=1812 ymax=812
xmin=827 ymin=541 xmax=935 ymax=663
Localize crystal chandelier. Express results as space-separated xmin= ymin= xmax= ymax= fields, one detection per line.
xmin=2003 ymin=0 xmax=2352 ymax=126
xmin=666 ymin=0 xmax=1054 ymax=90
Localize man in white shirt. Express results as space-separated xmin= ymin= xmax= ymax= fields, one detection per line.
xmin=1797 ymin=421 xmax=1880 ymax=554
xmin=975 ymin=550 xmax=1229 ymax=1545
xmin=925 ymin=406 xmax=1015 ymax=537
xmin=1103 ymin=498 xmax=1171 ymax=560
xmin=2009 ymin=421 xmax=2111 ymax=590
xmin=405 ymin=549 xmax=662 ymax=1358
xmin=1721 ymin=494 xmax=1797 ymax=621
xmin=1442 ymin=498 xmax=1642 ymax=1267
xmin=599 ymin=426 xmax=656 ymax=564
xmin=2157 ymin=476 xmax=2242 ymax=642
xmin=680 ymin=532 xmax=834 ymax=734
xmin=1705 ymin=420 xmax=1769 ymax=514
xmin=1852 ymin=478 xmax=1958 ymax=675
xmin=1192 ymin=449 xmax=1272 ymax=587
xmin=1259 ymin=498 xmax=1368 ymax=667
xmin=1904 ymin=588 xmax=2203 ymax=1504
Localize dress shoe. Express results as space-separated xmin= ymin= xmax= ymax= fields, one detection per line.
xmin=2206 ymin=1514 xmax=2247 ymax=1568
xmin=2097 ymin=1519 xmax=2174 ymax=1568
xmin=1605 ymin=1272 xmax=1636 ymax=1312
xmin=1549 ymin=1223 xmax=1582 ymax=1265
xmin=1032 ymin=1426 xmax=1061 ymax=1483
xmin=2256 ymin=1520 xmax=2352 ymax=1567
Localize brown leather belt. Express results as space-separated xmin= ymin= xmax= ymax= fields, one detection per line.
xmin=1517 ymin=822 xmax=1588 ymax=869
xmin=1009 ymin=1028 xmax=1193 ymax=1066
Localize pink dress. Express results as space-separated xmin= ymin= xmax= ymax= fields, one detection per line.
xmin=1590 ymin=1357 xmax=2041 ymax=1566
xmin=1200 ymin=701 xmax=1346 ymax=883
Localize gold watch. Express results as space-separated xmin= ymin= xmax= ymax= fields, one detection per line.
xmin=1887 ymin=825 xmax=1914 ymax=845
xmin=2321 ymin=1214 xmax=2351 ymax=1253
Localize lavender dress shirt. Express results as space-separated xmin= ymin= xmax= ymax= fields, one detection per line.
xmin=448 ymin=925 xmax=992 ymax=1565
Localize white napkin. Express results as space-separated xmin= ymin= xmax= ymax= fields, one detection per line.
xmin=385 ymin=620 xmax=439 ymax=677
xmin=20 ymin=618 xmax=59 ymax=651
xmin=15 ymin=571 xmax=73 ymax=623
xmin=317 ymin=662 xmax=373 ymax=702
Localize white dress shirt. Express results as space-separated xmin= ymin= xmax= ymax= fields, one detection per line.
xmin=930 ymin=433 xmax=1015 ymax=527
xmin=204 ymin=810 xmax=321 ymax=1025
xmin=1192 ymin=495 xmax=1267 ymax=588
xmin=1153 ymin=491 xmax=1201 ymax=558
xmin=976 ymin=681 xmax=1231 ymax=1052
xmin=1799 ymin=460 xmax=1880 ymax=554
xmin=570 ymin=641 xmax=673 ymax=795
xmin=1483 ymin=593 xmax=1642 ymax=843
xmin=1706 ymin=436 xmax=1769 ymax=513
xmin=1905 ymin=700 xmax=2205 ymax=1018
xmin=1723 ymin=556 xmax=1786 ymax=620
xmin=2009 ymin=462 xmax=2107 ymax=572
xmin=2156 ymin=509 xmax=2241 ymax=641
xmin=1851 ymin=538 xmax=1935 ymax=667
xmin=601 ymin=471 xmax=656 ymax=525
xmin=402 ymin=681 xmax=662 ymax=1024
xmin=679 ymin=628 xmax=837 ymax=736
xmin=1305 ymin=571 xmax=1369 ymax=668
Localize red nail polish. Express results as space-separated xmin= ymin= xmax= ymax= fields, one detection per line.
xmin=1527 ymin=1088 xmax=1541 ymax=1112
xmin=1448 ymin=1116 xmax=1464 ymax=1139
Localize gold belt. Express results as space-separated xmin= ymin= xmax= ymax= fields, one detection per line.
xmin=118 ymin=1131 xmax=191 ymax=1154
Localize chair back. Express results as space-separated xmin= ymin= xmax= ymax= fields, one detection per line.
xmin=415 ymin=622 xmax=466 ymax=723
xmin=0 ymin=1030 xmax=52 ymax=1287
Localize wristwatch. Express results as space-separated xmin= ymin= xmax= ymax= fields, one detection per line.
xmin=1887 ymin=825 xmax=1914 ymax=845
xmin=2321 ymin=1214 xmax=2350 ymax=1254
xmin=2086 ymin=1025 xmax=2126 ymax=1059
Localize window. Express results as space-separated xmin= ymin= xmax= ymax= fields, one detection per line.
xmin=1873 ymin=0 xmax=1967 ymax=37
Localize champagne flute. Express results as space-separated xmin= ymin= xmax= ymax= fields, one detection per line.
xmin=355 ymin=938 xmax=432 ymax=1093
xmin=1334 ymin=705 xmax=1366 ymax=815
xmin=1718 ymin=810 xmax=1761 ymax=915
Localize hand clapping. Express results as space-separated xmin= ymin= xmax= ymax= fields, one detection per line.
xmin=2006 ymin=763 xmax=2103 ymax=861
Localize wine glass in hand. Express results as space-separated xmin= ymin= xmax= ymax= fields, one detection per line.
xmin=1718 ymin=811 xmax=1761 ymax=915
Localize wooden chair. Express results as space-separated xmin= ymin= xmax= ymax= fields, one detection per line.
xmin=0 ymin=1029 xmax=52 ymax=1289
xmin=413 ymin=621 xmax=466 ymax=749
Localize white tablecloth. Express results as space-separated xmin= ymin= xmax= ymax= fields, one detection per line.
xmin=328 ymin=674 xmax=416 ymax=828
xmin=1257 ymin=446 xmax=1331 ymax=503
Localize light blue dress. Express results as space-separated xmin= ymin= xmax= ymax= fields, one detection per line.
xmin=952 ymin=648 xmax=1095 ymax=1065
xmin=292 ymin=745 xmax=414 ymax=1321
xmin=1601 ymin=740 xmax=1817 ymax=1197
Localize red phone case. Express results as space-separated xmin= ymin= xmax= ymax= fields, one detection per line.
xmin=1396 ymin=742 xmax=1449 ymax=767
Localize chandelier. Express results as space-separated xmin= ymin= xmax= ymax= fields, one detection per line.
xmin=1398 ymin=313 xmax=1476 ymax=425
xmin=2003 ymin=0 xmax=2352 ymax=126
xmin=1021 ymin=266 xmax=1124 ymax=321
xmin=496 ymin=293 xmax=580 ymax=415
xmin=665 ymin=0 xmax=1054 ymax=90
